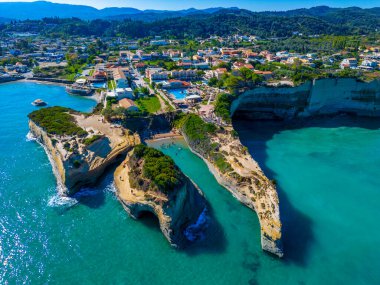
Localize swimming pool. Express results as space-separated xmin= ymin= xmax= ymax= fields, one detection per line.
xmin=92 ymin=82 xmax=106 ymax=89
xmin=170 ymin=89 xmax=187 ymax=100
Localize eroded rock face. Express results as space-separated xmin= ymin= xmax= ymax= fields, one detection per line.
xmin=29 ymin=114 xmax=140 ymax=195
xmin=114 ymin=148 xmax=208 ymax=248
xmin=231 ymin=78 xmax=380 ymax=120
xmin=182 ymin=128 xmax=283 ymax=257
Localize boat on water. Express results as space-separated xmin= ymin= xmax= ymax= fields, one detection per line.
xmin=66 ymin=78 xmax=93 ymax=96
xmin=32 ymin=99 xmax=47 ymax=106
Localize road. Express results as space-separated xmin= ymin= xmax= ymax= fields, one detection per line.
xmin=129 ymin=62 xmax=177 ymax=111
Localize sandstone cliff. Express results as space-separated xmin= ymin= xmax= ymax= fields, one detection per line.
xmin=114 ymin=145 xmax=208 ymax=248
xmin=231 ymin=78 xmax=380 ymax=120
xmin=29 ymin=111 xmax=140 ymax=195
xmin=176 ymin=114 xmax=283 ymax=257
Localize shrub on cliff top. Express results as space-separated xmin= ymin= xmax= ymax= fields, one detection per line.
xmin=174 ymin=113 xmax=216 ymax=142
xmin=214 ymin=93 xmax=235 ymax=123
xmin=28 ymin=106 xmax=88 ymax=137
xmin=133 ymin=144 xmax=182 ymax=192
xmin=83 ymin=135 xmax=102 ymax=146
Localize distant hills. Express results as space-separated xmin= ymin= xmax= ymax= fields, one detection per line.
xmin=0 ymin=2 xmax=379 ymax=38
xmin=0 ymin=1 xmax=236 ymax=21
xmin=0 ymin=1 xmax=378 ymax=24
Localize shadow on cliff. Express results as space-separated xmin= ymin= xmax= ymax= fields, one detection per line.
xmin=74 ymin=170 xmax=116 ymax=209
xmin=182 ymin=203 xmax=227 ymax=256
xmin=233 ymin=119 xmax=315 ymax=267
xmin=131 ymin=201 xmax=227 ymax=255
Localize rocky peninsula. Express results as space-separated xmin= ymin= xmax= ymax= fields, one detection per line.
xmin=174 ymin=114 xmax=283 ymax=257
xmin=114 ymin=144 xmax=208 ymax=248
xmin=28 ymin=106 xmax=140 ymax=195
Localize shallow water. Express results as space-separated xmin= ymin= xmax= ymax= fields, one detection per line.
xmin=1 ymin=81 xmax=380 ymax=284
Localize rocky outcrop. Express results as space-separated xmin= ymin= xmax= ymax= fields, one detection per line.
xmin=114 ymin=147 xmax=208 ymax=248
xmin=231 ymin=78 xmax=380 ymax=120
xmin=179 ymin=121 xmax=283 ymax=257
xmin=29 ymin=114 xmax=140 ymax=195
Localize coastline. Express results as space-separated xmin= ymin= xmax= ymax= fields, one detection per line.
xmin=144 ymin=132 xmax=183 ymax=143
xmin=148 ymin=133 xmax=283 ymax=257
xmin=6 ymin=78 xmax=103 ymax=103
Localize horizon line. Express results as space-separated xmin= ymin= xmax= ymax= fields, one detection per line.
xmin=0 ymin=0 xmax=377 ymax=12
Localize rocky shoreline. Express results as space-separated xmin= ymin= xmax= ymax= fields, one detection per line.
xmin=114 ymin=147 xmax=208 ymax=248
xmin=29 ymin=111 xmax=139 ymax=195
xmin=181 ymin=131 xmax=283 ymax=257
xmin=28 ymin=106 xmax=282 ymax=256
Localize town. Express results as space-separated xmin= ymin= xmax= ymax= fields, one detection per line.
xmin=1 ymin=31 xmax=380 ymax=125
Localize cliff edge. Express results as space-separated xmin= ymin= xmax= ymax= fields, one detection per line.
xmin=175 ymin=114 xmax=283 ymax=257
xmin=28 ymin=107 xmax=140 ymax=195
xmin=114 ymin=144 xmax=208 ymax=248
xmin=231 ymin=78 xmax=380 ymax=120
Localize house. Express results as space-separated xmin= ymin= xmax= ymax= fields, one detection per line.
xmin=340 ymin=58 xmax=358 ymax=69
xmin=162 ymin=79 xmax=188 ymax=89
xmin=171 ymin=69 xmax=197 ymax=81
xmin=93 ymin=70 xmax=107 ymax=81
xmin=193 ymin=62 xmax=210 ymax=70
xmin=233 ymin=62 xmax=254 ymax=70
xmin=150 ymin=40 xmax=168 ymax=46
xmin=135 ymin=62 xmax=147 ymax=72
xmin=254 ymin=70 xmax=273 ymax=80
xmin=119 ymin=51 xmax=129 ymax=58
xmin=113 ymin=67 xmax=128 ymax=88
xmin=360 ymin=60 xmax=378 ymax=70
xmin=146 ymin=68 xmax=168 ymax=82
xmin=115 ymin=87 xmax=134 ymax=99
xmin=168 ymin=50 xmax=181 ymax=58
xmin=119 ymin=98 xmax=139 ymax=112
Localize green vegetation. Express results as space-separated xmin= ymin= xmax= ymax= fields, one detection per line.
xmin=144 ymin=59 xmax=178 ymax=71
xmin=28 ymin=107 xmax=87 ymax=137
xmin=174 ymin=113 xmax=216 ymax=142
xmin=5 ymin=7 xmax=379 ymax=38
xmin=135 ymin=95 xmax=161 ymax=114
xmin=175 ymin=114 xmax=232 ymax=173
xmin=131 ymin=144 xmax=182 ymax=192
xmin=214 ymin=93 xmax=236 ymax=123
xmin=83 ymin=135 xmax=102 ymax=146
xmin=208 ymin=67 xmax=264 ymax=93
xmin=107 ymin=80 xmax=116 ymax=90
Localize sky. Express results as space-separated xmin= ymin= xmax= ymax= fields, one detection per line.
xmin=0 ymin=0 xmax=377 ymax=10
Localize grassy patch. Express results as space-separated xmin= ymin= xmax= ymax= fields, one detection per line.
xmin=83 ymin=135 xmax=102 ymax=146
xmin=135 ymin=95 xmax=161 ymax=113
xmin=28 ymin=107 xmax=87 ymax=137
xmin=107 ymin=80 xmax=116 ymax=90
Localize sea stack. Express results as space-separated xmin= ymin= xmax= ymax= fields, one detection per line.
xmin=114 ymin=144 xmax=208 ymax=248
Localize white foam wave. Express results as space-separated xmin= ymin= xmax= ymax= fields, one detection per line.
xmin=48 ymin=194 xmax=78 ymax=208
xmin=104 ymin=182 xmax=117 ymax=193
xmin=25 ymin=132 xmax=36 ymax=142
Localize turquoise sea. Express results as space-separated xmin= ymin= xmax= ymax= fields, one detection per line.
xmin=1 ymin=82 xmax=380 ymax=284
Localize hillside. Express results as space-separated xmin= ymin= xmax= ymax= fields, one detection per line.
xmin=0 ymin=1 xmax=229 ymax=21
